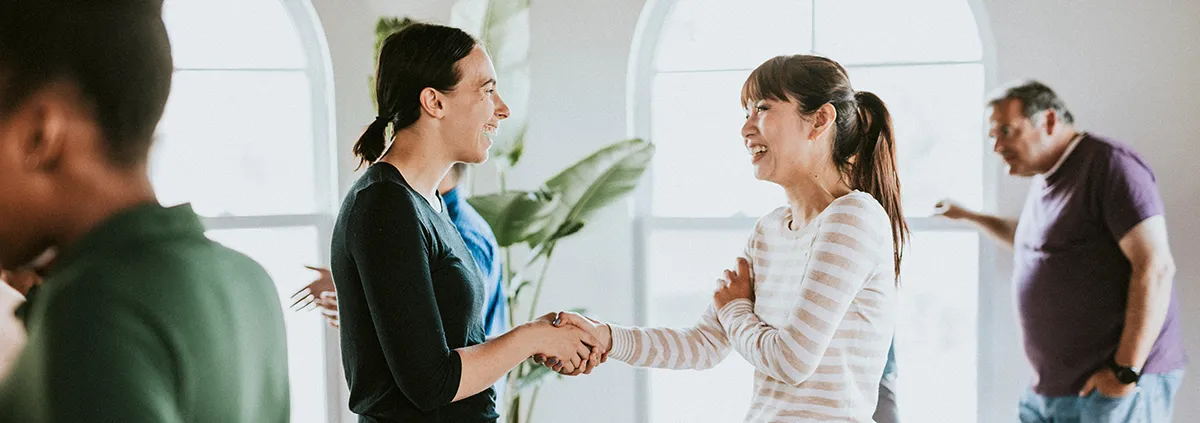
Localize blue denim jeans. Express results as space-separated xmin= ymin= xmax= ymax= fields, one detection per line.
xmin=873 ymin=341 xmax=900 ymax=423
xmin=1018 ymin=370 xmax=1185 ymax=423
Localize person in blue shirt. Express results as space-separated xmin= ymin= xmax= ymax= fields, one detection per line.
xmin=440 ymin=163 xmax=508 ymax=340
xmin=292 ymin=162 xmax=509 ymax=397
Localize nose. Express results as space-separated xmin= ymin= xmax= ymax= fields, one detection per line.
xmin=741 ymin=116 xmax=756 ymax=145
xmin=494 ymin=93 xmax=511 ymax=120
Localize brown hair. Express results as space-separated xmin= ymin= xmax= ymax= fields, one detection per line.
xmin=354 ymin=23 xmax=477 ymax=168
xmin=742 ymin=55 xmax=909 ymax=276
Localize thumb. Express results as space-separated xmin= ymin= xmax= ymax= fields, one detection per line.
xmin=1078 ymin=375 xmax=1096 ymax=397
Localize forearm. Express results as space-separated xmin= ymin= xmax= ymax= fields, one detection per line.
xmin=453 ymin=325 xmax=534 ymax=401
xmin=964 ymin=212 xmax=1017 ymax=249
xmin=717 ymin=300 xmax=818 ymax=385
xmin=1115 ymin=261 xmax=1175 ymax=368
xmin=608 ymin=306 xmax=731 ymax=370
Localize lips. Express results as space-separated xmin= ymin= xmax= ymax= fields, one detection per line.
xmin=748 ymin=144 xmax=768 ymax=163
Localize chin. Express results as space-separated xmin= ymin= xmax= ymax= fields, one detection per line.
xmin=752 ymin=167 xmax=772 ymax=182
xmin=464 ymin=149 xmax=489 ymax=164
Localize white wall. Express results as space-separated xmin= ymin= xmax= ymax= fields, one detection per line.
xmin=309 ymin=1 xmax=1200 ymax=422
xmin=983 ymin=1 xmax=1200 ymax=421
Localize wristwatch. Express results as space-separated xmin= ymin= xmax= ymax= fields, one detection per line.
xmin=1107 ymin=359 xmax=1142 ymax=385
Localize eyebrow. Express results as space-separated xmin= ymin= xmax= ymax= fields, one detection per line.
xmin=480 ymin=78 xmax=496 ymax=88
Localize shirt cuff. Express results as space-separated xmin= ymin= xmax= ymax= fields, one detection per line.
xmin=607 ymin=323 xmax=639 ymax=363
xmin=716 ymin=299 xmax=754 ymax=327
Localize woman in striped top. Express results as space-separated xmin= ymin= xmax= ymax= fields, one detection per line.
xmin=553 ymin=55 xmax=908 ymax=422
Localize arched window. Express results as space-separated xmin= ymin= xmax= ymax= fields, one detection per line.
xmin=156 ymin=1 xmax=336 ymax=422
xmin=630 ymin=1 xmax=987 ymax=421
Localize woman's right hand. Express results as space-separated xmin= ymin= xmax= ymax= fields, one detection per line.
xmin=523 ymin=312 xmax=601 ymax=375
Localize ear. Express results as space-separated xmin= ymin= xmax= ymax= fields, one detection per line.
xmin=809 ymin=103 xmax=837 ymax=141
xmin=1041 ymin=109 xmax=1059 ymax=136
xmin=419 ymin=87 xmax=446 ymax=119
xmin=11 ymin=84 xmax=74 ymax=173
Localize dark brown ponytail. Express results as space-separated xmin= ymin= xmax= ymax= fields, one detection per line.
xmin=353 ymin=23 xmax=477 ymax=168
xmin=741 ymin=55 xmax=908 ymax=277
xmin=848 ymin=91 xmax=907 ymax=277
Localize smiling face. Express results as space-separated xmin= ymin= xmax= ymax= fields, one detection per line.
xmin=741 ymin=96 xmax=826 ymax=185
xmin=438 ymin=46 xmax=510 ymax=165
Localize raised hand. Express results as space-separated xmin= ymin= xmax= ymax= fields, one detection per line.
xmin=713 ymin=257 xmax=754 ymax=309
xmin=933 ymin=198 xmax=969 ymax=220
xmin=317 ymin=291 xmax=339 ymax=328
xmin=290 ymin=265 xmax=334 ymax=311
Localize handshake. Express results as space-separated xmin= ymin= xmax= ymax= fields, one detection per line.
xmin=525 ymin=311 xmax=613 ymax=376
xmin=289 ymin=269 xmax=615 ymax=376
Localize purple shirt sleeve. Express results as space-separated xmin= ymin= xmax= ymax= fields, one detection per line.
xmin=1100 ymin=149 xmax=1164 ymax=241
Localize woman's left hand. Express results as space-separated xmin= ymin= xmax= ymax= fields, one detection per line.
xmin=713 ymin=257 xmax=754 ymax=309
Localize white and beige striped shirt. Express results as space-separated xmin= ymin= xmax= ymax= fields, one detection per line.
xmin=609 ymin=192 xmax=897 ymax=422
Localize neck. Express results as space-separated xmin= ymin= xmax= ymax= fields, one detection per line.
xmin=1039 ymin=126 xmax=1080 ymax=173
xmin=781 ymin=164 xmax=853 ymax=230
xmin=54 ymin=167 xmax=158 ymax=257
xmin=378 ymin=127 xmax=454 ymax=204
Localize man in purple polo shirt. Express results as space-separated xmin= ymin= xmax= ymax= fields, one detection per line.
xmin=937 ymin=80 xmax=1185 ymax=422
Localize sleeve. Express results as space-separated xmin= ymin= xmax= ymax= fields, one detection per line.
xmin=1100 ymin=150 xmax=1164 ymax=241
xmin=607 ymin=304 xmax=733 ymax=370
xmin=347 ymin=184 xmax=461 ymax=410
xmin=604 ymin=227 xmax=762 ymax=370
xmin=38 ymin=284 xmax=184 ymax=423
xmin=715 ymin=200 xmax=887 ymax=386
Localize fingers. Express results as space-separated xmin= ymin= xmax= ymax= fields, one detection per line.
xmin=724 ymin=269 xmax=736 ymax=284
xmin=319 ymin=291 xmax=338 ymax=311
xmin=533 ymin=354 xmax=546 ymax=365
xmin=1078 ymin=375 xmax=1097 ymax=397
xmin=736 ymin=257 xmax=751 ymax=280
xmin=557 ymin=312 xmax=593 ymax=330
xmin=291 ymin=295 xmax=315 ymax=310
xmin=290 ymin=286 xmax=310 ymax=300
xmin=571 ymin=325 xmax=600 ymax=348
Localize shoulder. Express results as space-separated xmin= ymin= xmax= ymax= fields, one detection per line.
xmin=827 ymin=192 xmax=890 ymax=227
xmin=1082 ymin=134 xmax=1156 ymax=176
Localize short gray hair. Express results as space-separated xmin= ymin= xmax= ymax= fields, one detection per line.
xmin=987 ymin=80 xmax=1075 ymax=125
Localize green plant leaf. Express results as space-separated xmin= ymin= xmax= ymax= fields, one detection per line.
xmin=450 ymin=0 xmax=530 ymax=164
xmin=467 ymin=190 xmax=559 ymax=247
xmin=526 ymin=139 xmax=655 ymax=247
xmin=509 ymin=278 xmax=533 ymax=302
xmin=369 ymin=17 xmax=417 ymax=108
xmin=512 ymin=360 xmax=556 ymax=392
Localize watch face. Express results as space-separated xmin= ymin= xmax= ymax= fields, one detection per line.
xmin=1115 ymin=368 xmax=1139 ymax=384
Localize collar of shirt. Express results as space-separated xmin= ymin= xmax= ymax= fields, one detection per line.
xmin=441 ymin=187 xmax=464 ymax=221
xmin=1042 ymin=132 xmax=1087 ymax=178
xmin=50 ymin=203 xmax=207 ymax=280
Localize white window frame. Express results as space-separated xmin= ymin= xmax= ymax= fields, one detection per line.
xmin=625 ymin=0 xmax=1005 ymax=421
